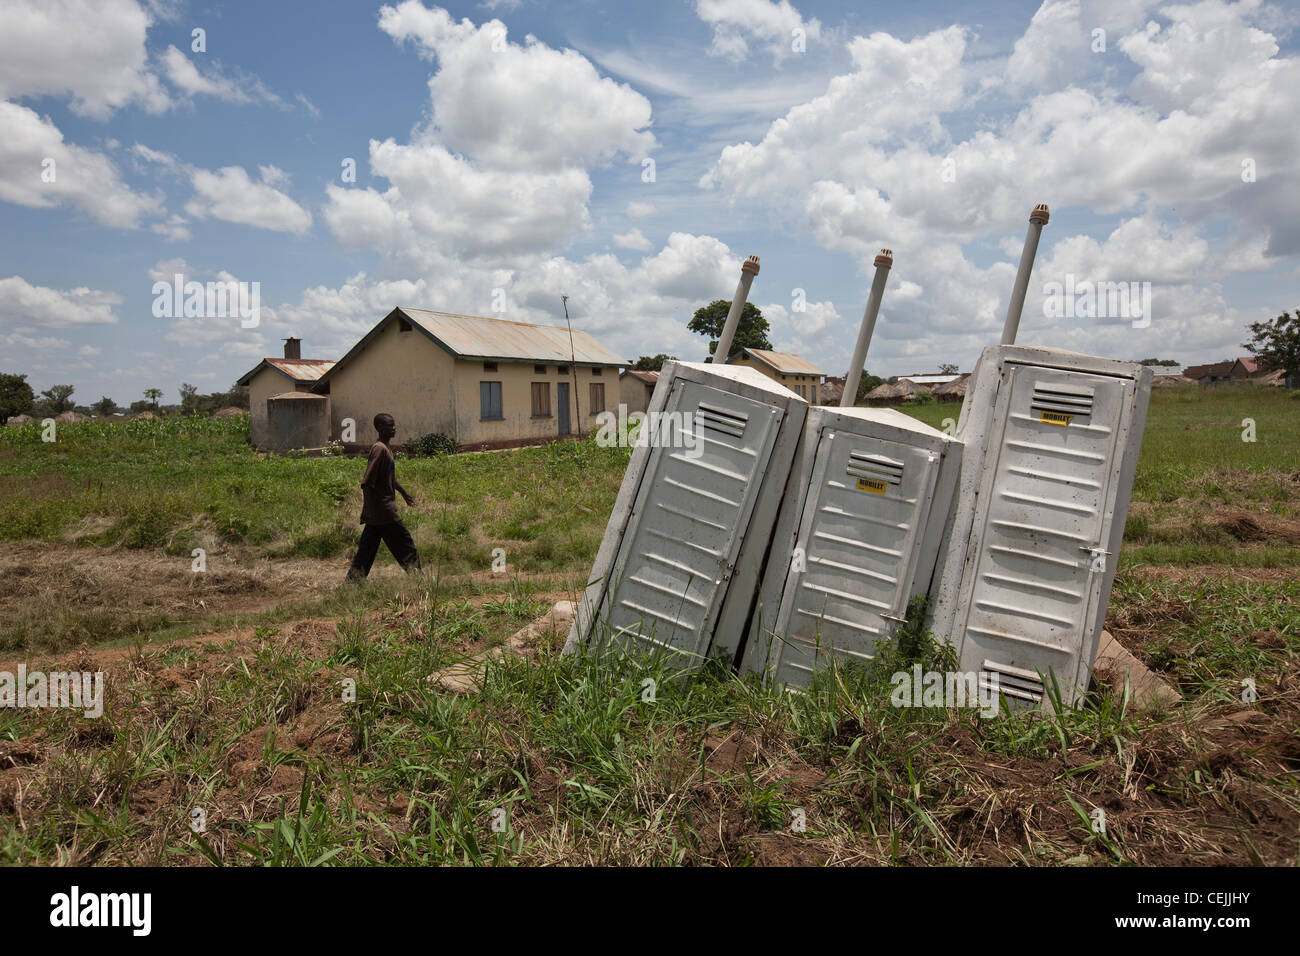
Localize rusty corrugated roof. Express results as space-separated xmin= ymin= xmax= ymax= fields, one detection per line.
xmin=728 ymin=347 xmax=825 ymax=376
xmin=236 ymin=357 xmax=335 ymax=386
xmin=622 ymin=370 xmax=660 ymax=385
xmin=265 ymin=358 xmax=335 ymax=381
xmin=400 ymin=308 xmax=627 ymax=366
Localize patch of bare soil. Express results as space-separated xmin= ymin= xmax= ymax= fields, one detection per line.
xmin=0 ymin=542 xmax=405 ymax=662
xmin=1213 ymin=508 xmax=1300 ymax=545
xmin=1127 ymin=565 xmax=1300 ymax=584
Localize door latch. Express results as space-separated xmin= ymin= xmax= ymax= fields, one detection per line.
xmin=1081 ymin=546 xmax=1109 ymax=572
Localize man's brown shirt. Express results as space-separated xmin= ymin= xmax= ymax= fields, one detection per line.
xmin=359 ymin=440 xmax=400 ymax=526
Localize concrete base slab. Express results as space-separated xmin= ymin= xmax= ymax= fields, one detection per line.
xmin=1092 ymin=629 xmax=1182 ymax=708
xmin=428 ymin=600 xmax=574 ymax=694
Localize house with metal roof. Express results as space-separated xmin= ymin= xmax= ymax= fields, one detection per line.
xmin=235 ymin=338 xmax=335 ymax=448
xmin=898 ymin=373 xmax=962 ymax=387
xmin=1184 ymin=357 xmax=1261 ymax=385
xmin=312 ymin=307 xmax=627 ymax=449
xmin=619 ymin=369 xmax=659 ymax=414
xmin=724 ymin=347 xmax=825 ymax=404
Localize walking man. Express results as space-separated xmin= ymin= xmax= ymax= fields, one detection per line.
xmin=346 ymin=413 xmax=422 ymax=581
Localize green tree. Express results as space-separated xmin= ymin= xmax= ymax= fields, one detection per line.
xmin=0 ymin=373 xmax=35 ymax=423
xmin=144 ymin=387 xmax=162 ymax=410
xmin=91 ymin=396 xmax=117 ymax=417
xmin=40 ymin=384 xmax=75 ymax=414
xmin=632 ymin=354 xmax=677 ymax=371
xmin=1243 ymin=311 xmax=1300 ymax=385
xmin=688 ymin=300 xmax=772 ymax=360
xmin=1135 ymin=358 xmax=1181 ymax=366
xmin=854 ymin=371 xmax=886 ymax=404
xmin=939 ymin=363 xmax=960 ymax=375
xmin=179 ymin=382 xmax=199 ymax=414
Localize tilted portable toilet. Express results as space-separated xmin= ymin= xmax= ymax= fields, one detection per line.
xmin=566 ymin=358 xmax=807 ymax=668
xmin=928 ymin=344 xmax=1152 ymax=707
xmin=737 ymin=249 xmax=964 ymax=688
xmin=740 ymin=404 xmax=962 ymax=687
xmin=565 ymin=250 xmax=809 ymax=669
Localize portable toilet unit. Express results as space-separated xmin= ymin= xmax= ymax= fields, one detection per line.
xmin=739 ymin=404 xmax=962 ymax=687
xmin=928 ymin=344 xmax=1152 ymax=707
xmin=566 ymin=358 xmax=808 ymax=668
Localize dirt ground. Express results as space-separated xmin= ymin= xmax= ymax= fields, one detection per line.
xmin=0 ymin=545 xmax=1294 ymax=866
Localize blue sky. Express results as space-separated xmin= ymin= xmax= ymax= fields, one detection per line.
xmin=2 ymin=0 xmax=1297 ymax=406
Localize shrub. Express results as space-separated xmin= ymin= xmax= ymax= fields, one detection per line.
xmin=407 ymin=432 xmax=458 ymax=457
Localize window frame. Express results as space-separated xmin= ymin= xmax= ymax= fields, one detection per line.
xmin=530 ymin=381 xmax=552 ymax=419
xmin=479 ymin=381 xmax=503 ymax=421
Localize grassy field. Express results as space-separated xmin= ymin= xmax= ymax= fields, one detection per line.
xmin=0 ymin=384 xmax=1295 ymax=865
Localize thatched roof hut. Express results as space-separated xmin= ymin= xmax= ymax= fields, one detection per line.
xmin=864 ymin=379 xmax=924 ymax=406
xmin=931 ymin=373 xmax=969 ymax=401
xmin=819 ymin=376 xmax=846 ymax=405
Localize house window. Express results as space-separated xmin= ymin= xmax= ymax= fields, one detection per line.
xmin=531 ymin=382 xmax=551 ymax=418
xmin=398 ymin=318 xmax=412 ymax=333
xmin=809 ymin=384 xmax=817 ymax=403
xmin=480 ymin=381 xmax=503 ymax=420
xmin=557 ymin=365 xmax=569 ymax=374
xmin=589 ymin=382 xmax=605 ymax=416
xmin=534 ymin=364 xmax=547 ymax=375
xmin=591 ymin=367 xmax=601 ymax=376
xmin=484 ymin=361 xmax=498 ymax=372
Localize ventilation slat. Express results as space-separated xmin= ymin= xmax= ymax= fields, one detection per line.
xmin=1031 ymin=383 xmax=1094 ymax=426
xmin=697 ymin=401 xmax=748 ymax=437
xmin=846 ymin=451 xmax=905 ymax=492
xmin=980 ymin=658 xmax=1045 ymax=702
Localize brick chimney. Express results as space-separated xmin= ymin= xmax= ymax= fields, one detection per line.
xmin=283 ymin=337 xmax=301 ymax=360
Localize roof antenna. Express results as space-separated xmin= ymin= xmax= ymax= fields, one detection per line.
xmin=562 ymin=294 xmax=582 ymax=436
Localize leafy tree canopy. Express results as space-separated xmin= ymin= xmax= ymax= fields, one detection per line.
xmin=631 ymin=354 xmax=677 ymax=371
xmin=0 ymin=373 xmax=35 ymax=423
xmin=1243 ymin=310 xmax=1300 ymax=381
xmin=688 ymin=300 xmax=772 ymax=360
xmin=39 ymin=384 xmax=75 ymax=414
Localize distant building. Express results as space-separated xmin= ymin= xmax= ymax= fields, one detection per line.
xmin=312 ymin=307 xmax=626 ymax=450
xmin=620 ymin=370 xmax=659 ymax=414
xmin=725 ymin=347 xmax=824 ymax=403
xmin=1185 ymin=357 xmax=1264 ymax=385
xmin=235 ymin=337 xmax=335 ymax=448
xmin=819 ymin=375 xmax=847 ymax=406
xmin=864 ymin=379 xmax=927 ymax=406
xmin=898 ymin=373 xmax=961 ymax=388
xmin=931 ymin=373 xmax=970 ymax=402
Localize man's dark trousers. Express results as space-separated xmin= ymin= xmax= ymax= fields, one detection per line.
xmin=347 ymin=520 xmax=421 ymax=580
